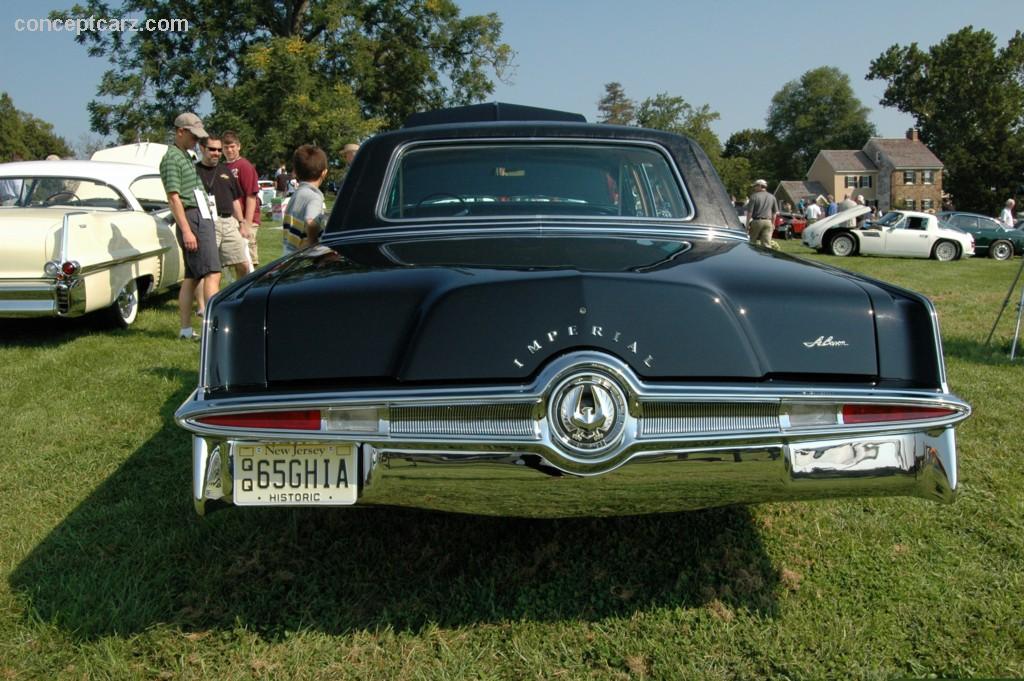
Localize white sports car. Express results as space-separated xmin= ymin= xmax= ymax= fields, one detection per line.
xmin=0 ymin=160 xmax=184 ymax=326
xmin=802 ymin=207 xmax=975 ymax=261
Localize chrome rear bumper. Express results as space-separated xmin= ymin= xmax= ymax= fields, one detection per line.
xmin=0 ymin=280 xmax=82 ymax=317
xmin=189 ymin=426 xmax=958 ymax=517
xmin=179 ymin=352 xmax=968 ymax=517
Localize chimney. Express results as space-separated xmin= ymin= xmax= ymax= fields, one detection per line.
xmin=906 ymin=128 xmax=919 ymax=141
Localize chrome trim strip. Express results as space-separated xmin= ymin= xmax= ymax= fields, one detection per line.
xmin=177 ymin=352 xmax=970 ymax=477
xmin=325 ymin=224 xmax=749 ymax=245
xmin=0 ymin=299 xmax=57 ymax=315
xmin=0 ymin=281 xmax=54 ymax=292
xmin=59 ymin=211 xmax=89 ymax=265
xmin=76 ymin=245 xmax=172 ymax=276
xmin=373 ymin=138 xmax=697 ymax=225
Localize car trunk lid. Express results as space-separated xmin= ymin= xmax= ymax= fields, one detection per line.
xmin=0 ymin=208 xmax=69 ymax=278
xmin=251 ymin=232 xmax=881 ymax=386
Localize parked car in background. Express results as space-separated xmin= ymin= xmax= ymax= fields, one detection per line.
xmin=91 ymin=142 xmax=174 ymax=167
xmin=176 ymin=103 xmax=970 ymax=517
xmin=773 ymin=211 xmax=808 ymax=240
xmin=734 ymin=203 xmax=747 ymax=227
xmin=258 ymin=180 xmax=276 ymax=212
xmin=938 ymin=211 xmax=1024 ymax=260
xmin=0 ymin=160 xmax=183 ymax=327
xmin=803 ymin=207 xmax=974 ymax=261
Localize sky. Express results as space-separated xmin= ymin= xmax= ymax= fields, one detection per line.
xmin=0 ymin=0 xmax=1019 ymax=155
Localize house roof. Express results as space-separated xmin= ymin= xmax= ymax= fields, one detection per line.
xmin=817 ymin=150 xmax=877 ymax=172
xmin=865 ymin=138 xmax=943 ymax=169
xmin=775 ymin=180 xmax=829 ymax=201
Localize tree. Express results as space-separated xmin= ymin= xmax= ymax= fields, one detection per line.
xmin=54 ymin=0 xmax=514 ymax=160
xmin=597 ymin=82 xmax=635 ymax=125
xmin=723 ymin=128 xmax=778 ymax=195
xmin=766 ymin=67 xmax=876 ymax=181
xmin=0 ymin=93 xmax=73 ymax=160
xmin=636 ymin=93 xmax=722 ymax=158
xmin=208 ymin=36 xmax=379 ymax=173
xmin=593 ymin=84 xmax=750 ymax=197
xmin=868 ymin=27 xmax=1024 ymax=211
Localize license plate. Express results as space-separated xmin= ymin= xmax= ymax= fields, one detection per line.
xmin=233 ymin=442 xmax=357 ymax=506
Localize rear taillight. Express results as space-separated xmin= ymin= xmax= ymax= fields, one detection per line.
xmin=195 ymin=406 xmax=386 ymax=434
xmin=840 ymin=404 xmax=958 ymax=424
xmin=783 ymin=402 xmax=959 ymax=429
xmin=61 ymin=261 xmax=80 ymax=276
xmin=198 ymin=410 xmax=321 ymax=430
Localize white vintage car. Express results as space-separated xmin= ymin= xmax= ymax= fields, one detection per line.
xmin=802 ymin=206 xmax=975 ymax=261
xmin=0 ymin=160 xmax=184 ymax=326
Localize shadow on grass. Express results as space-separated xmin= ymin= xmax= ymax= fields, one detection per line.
xmin=941 ymin=334 xmax=1024 ymax=366
xmin=0 ymin=290 xmax=179 ymax=348
xmin=10 ymin=368 xmax=780 ymax=639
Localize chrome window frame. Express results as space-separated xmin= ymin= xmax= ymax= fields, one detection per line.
xmin=374 ymin=138 xmax=697 ymax=225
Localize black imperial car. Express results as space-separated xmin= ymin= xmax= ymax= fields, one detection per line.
xmin=176 ymin=103 xmax=970 ymax=516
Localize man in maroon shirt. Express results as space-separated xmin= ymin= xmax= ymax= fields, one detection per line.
xmin=222 ymin=131 xmax=262 ymax=266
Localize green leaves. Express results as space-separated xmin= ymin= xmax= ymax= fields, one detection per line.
xmin=54 ymin=0 xmax=513 ymax=169
xmin=868 ymin=27 xmax=1024 ymax=211
xmin=766 ymin=67 xmax=876 ymax=182
xmin=0 ymin=93 xmax=73 ymax=160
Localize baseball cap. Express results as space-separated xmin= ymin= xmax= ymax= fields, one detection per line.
xmin=752 ymin=179 xmax=768 ymax=188
xmin=342 ymin=143 xmax=359 ymax=153
xmin=173 ymin=112 xmax=208 ymax=138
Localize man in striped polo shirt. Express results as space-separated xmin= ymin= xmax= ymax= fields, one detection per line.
xmin=160 ymin=112 xmax=221 ymax=339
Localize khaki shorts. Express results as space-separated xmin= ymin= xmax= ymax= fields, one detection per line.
xmin=245 ymin=223 xmax=260 ymax=266
xmin=214 ymin=216 xmax=249 ymax=267
xmin=748 ymin=218 xmax=774 ymax=248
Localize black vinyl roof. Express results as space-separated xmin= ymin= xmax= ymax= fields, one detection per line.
xmin=403 ymin=102 xmax=586 ymax=128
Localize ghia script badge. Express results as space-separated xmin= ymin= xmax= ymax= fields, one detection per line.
xmin=549 ymin=372 xmax=627 ymax=455
xmin=803 ymin=335 xmax=849 ymax=348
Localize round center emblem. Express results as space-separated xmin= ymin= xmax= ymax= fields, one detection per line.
xmin=548 ymin=372 xmax=627 ymax=455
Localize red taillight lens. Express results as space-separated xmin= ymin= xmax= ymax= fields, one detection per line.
xmin=841 ymin=404 xmax=957 ymax=424
xmin=197 ymin=410 xmax=321 ymax=430
xmin=61 ymin=261 xmax=80 ymax=276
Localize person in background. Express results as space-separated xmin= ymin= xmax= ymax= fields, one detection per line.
xmin=838 ymin=193 xmax=857 ymax=227
xmin=804 ymin=197 xmax=822 ymax=223
xmin=274 ymin=162 xmax=289 ymax=198
xmin=0 ymin=153 xmax=24 ymax=205
xmin=854 ymin=194 xmax=868 ymax=227
xmin=159 ymin=112 xmax=220 ymax=340
xmin=342 ymin=142 xmax=359 ymax=165
xmin=222 ymin=130 xmax=262 ymax=267
xmin=195 ymin=135 xmax=252 ymax=280
xmin=999 ymin=199 xmax=1015 ymax=229
xmin=744 ymin=179 xmax=779 ymax=248
xmin=826 ymin=194 xmax=838 ymax=216
xmin=282 ymin=144 xmax=329 ymax=255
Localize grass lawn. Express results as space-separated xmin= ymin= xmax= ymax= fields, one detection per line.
xmin=1 ymin=229 xmax=1022 ymax=680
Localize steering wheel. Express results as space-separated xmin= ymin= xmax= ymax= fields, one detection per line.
xmin=43 ymin=191 xmax=81 ymax=205
xmin=416 ymin=192 xmax=466 ymax=208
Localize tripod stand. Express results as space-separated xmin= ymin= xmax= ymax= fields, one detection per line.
xmin=985 ymin=254 xmax=1024 ymax=360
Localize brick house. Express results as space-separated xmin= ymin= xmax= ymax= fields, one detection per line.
xmin=776 ymin=130 xmax=943 ymax=213
xmin=863 ymin=129 xmax=943 ymax=213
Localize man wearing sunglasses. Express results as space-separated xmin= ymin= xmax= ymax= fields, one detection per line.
xmin=196 ymin=135 xmax=253 ymax=288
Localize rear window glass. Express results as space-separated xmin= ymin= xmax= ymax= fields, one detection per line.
xmin=130 ymin=175 xmax=168 ymax=211
xmin=381 ymin=143 xmax=690 ymax=221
